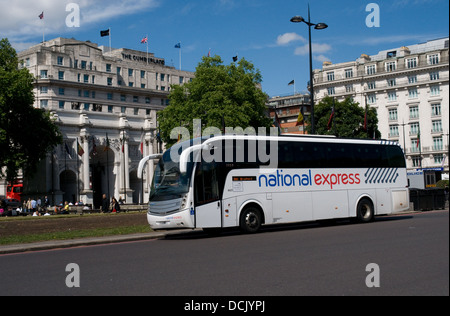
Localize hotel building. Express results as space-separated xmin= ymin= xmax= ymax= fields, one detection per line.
xmin=15 ymin=37 xmax=194 ymax=207
xmin=312 ymin=38 xmax=449 ymax=184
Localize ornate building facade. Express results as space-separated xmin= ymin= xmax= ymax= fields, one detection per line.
xmin=16 ymin=37 xmax=194 ymax=207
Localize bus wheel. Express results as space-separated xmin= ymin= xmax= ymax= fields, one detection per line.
xmin=357 ymin=198 xmax=374 ymax=223
xmin=240 ymin=206 xmax=262 ymax=233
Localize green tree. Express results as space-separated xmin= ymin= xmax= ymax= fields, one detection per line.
xmin=158 ymin=55 xmax=272 ymax=146
xmin=0 ymin=38 xmax=63 ymax=182
xmin=307 ymin=96 xmax=381 ymax=139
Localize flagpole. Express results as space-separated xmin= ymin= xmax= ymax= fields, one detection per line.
xmin=179 ymin=41 xmax=182 ymax=70
xmin=109 ymin=27 xmax=112 ymax=53
xmin=147 ymin=34 xmax=149 ymax=65
xmin=42 ymin=14 xmax=45 ymax=43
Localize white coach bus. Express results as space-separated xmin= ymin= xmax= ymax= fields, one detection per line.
xmin=138 ymin=135 xmax=409 ymax=233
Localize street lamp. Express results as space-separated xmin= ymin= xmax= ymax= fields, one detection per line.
xmin=291 ymin=5 xmax=328 ymax=134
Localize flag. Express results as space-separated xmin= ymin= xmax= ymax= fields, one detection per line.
xmin=141 ymin=36 xmax=148 ymax=44
xmin=232 ymin=56 xmax=238 ymax=62
xmin=295 ymin=107 xmax=304 ymax=126
xmin=100 ymin=29 xmax=110 ymax=37
xmin=104 ymin=134 xmax=110 ymax=152
xmin=174 ymin=42 xmax=181 ymax=49
xmin=207 ymin=49 xmax=211 ymax=57
xmin=39 ymin=12 xmax=44 ymax=19
xmin=327 ymin=106 xmax=335 ymax=130
xmin=65 ymin=143 xmax=72 ymax=159
xmin=288 ymin=80 xmax=295 ymax=86
xmin=417 ymin=130 xmax=420 ymax=148
xmin=77 ymin=139 xmax=84 ymax=157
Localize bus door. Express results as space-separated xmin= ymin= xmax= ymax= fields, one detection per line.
xmin=194 ymin=161 xmax=222 ymax=228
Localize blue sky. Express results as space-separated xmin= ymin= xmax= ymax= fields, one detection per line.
xmin=1 ymin=0 xmax=448 ymax=97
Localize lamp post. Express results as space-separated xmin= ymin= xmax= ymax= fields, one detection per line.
xmin=291 ymin=5 xmax=327 ymax=134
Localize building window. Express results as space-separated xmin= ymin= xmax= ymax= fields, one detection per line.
xmin=120 ymin=94 xmax=126 ymax=102
xmin=106 ymin=64 xmax=111 ymax=72
xmin=408 ymin=88 xmax=418 ymax=98
xmin=345 ymin=68 xmax=353 ymax=78
xmin=121 ymin=106 xmax=126 ymax=113
xmin=411 ymin=139 xmax=420 ymax=152
xmin=367 ymin=81 xmax=376 ymax=90
xmin=345 ymin=84 xmax=353 ymax=93
xmin=409 ymin=106 xmax=419 ymax=119
xmin=412 ymin=156 xmax=421 ymax=166
xmin=108 ymin=105 xmax=113 ymax=113
xmin=385 ymin=61 xmax=396 ymax=72
xmin=141 ymin=70 xmax=146 ymax=79
xmin=161 ymin=74 xmax=165 ymax=81
xmin=429 ymin=72 xmax=439 ymax=81
xmin=134 ymin=108 xmax=139 ymax=115
xmin=57 ymin=56 xmax=64 ymax=66
xmin=406 ymin=58 xmax=417 ymax=69
xmin=432 ymin=120 xmax=442 ymax=133
xmin=366 ymin=65 xmax=376 ymax=75
xmin=40 ymin=70 xmax=48 ymax=78
xmin=387 ymin=78 xmax=396 ymax=87
xmin=388 ymin=91 xmax=397 ymax=101
xmin=327 ymin=72 xmax=335 ymax=81
xmin=58 ymin=71 xmax=64 ymax=80
xmin=58 ymin=88 xmax=65 ymax=95
xmin=179 ymin=76 xmax=184 ymax=84
xmin=408 ymin=75 xmax=417 ymax=84
xmin=327 ymin=87 xmax=335 ymax=95
xmin=81 ymin=61 xmax=87 ymax=69
xmin=84 ymin=74 xmax=89 ymax=83
xmin=128 ymin=69 xmax=134 ymax=76
xmin=388 ymin=108 xmax=397 ymax=121
xmin=431 ymin=103 xmax=441 ymax=116
xmin=389 ymin=125 xmax=399 ymax=137
xmin=434 ymin=154 xmax=444 ymax=164
xmin=427 ymin=53 xmax=439 ymax=65
xmin=430 ymin=85 xmax=440 ymax=96
xmin=133 ymin=96 xmax=139 ymax=103
xmin=433 ymin=137 xmax=443 ymax=150
xmin=410 ymin=122 xmax=420 ymax=135
xmin=367 ymin=93 xmax=376 ymax=104
xmin=141 ymin=84 xmax=146 ymax=89
xmin=84 ymin=103 xmax=90 ymax=111
xmin=145 ymin=97 xmax=150 ymax=104
xmin=40 ymin=86 xmax=48 ymax=94
xmin=107 ymin=93 xmax=113 ymax=100
xmin=59 ymin=101 xmax=65 ymax=109
xmin=107 ymin=78 xmax=113 ymax=86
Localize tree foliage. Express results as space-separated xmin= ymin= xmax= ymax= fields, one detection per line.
xmin=0 ymin=38 xmax=63 ymax=181
xmin=158 ymin=55 xmax=272 ymax=146
xmin=307 ymin=96 xmax=381 ymax=139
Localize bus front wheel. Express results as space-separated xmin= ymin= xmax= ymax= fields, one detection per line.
xmin=240 ymin=206 xmax=262 ymax=233
xmin=357 ymin=198 xmax=374 ymax=223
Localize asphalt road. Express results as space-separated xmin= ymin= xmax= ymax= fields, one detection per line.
xmin=0 ymin=211 xmax=448 ymax=297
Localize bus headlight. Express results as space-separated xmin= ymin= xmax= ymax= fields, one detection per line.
xmin=180 ymin=194 xmax=188 ymax=209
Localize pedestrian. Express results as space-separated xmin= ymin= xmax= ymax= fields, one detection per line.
xmin=111 ymin=197 xmax=120 ymax=213
xmin=101 ymin=194 xmax=110 ymax=213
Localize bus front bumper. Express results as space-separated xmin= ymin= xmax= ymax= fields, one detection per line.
xmin=147 ymin=209 xmax=194 ymax=230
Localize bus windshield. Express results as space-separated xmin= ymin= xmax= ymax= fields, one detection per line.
xmin=150 ymin=146 xmax=194 ymax=202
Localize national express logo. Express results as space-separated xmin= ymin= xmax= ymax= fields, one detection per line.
xmin=257 ymin=168 xmax=399 ymax=190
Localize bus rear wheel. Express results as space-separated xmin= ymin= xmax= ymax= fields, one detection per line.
xmin=240 ymin=206 xmax=262 ymax=233
xmin=357 ymin=198 xmax=374 ymax=223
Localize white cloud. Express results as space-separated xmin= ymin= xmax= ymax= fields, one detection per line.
xmin=0 ymin=0 xmax=159 ymax=43
xmin=294 ymin=43 xmax=332 ymax=56
xmin=276 ymin=32 xmax=305 ymax=46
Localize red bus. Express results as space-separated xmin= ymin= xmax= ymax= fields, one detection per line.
xmin=6 ymin=180 xmax=23 ymax=201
